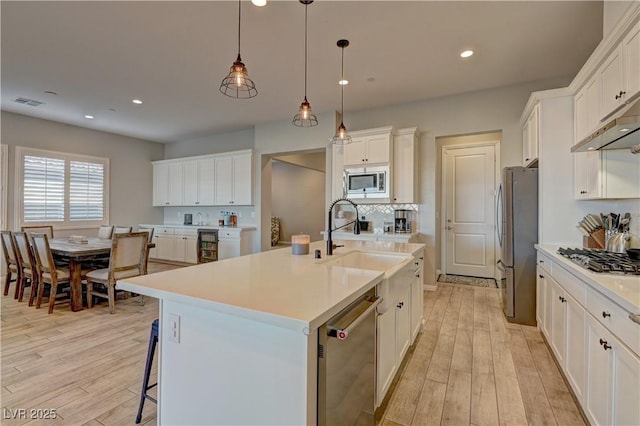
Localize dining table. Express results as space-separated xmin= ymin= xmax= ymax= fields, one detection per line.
xmin=48 ymin=237 xmax=113 ymax=311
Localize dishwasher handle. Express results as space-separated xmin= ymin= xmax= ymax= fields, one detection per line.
xmin=328 ymin=297 xmax=381 ymax=341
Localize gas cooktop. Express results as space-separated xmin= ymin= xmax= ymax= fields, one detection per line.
xmin=557 ymin=248 xmax=640 ymax=275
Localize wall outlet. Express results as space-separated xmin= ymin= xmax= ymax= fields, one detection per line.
xmin=167 ymin=313 xmax=181 ymax=343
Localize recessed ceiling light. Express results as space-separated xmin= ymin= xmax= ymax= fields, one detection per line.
xmin=251 ymin=0 xmax=267 ymax=6
xmin=43 ymin=90 xmax=58 ymax=96
xmin=132 ymin=99 xmax=143 ymax=105
xmin=620 ymin=128 xmax=630 ymax=132
xmin=84 ymin=115 xmax=95 ymax=119
xmin=367 ymin=77 xmax=376 ymax=82
xmin=587 ymin=147 xmax=595 ymax=150
xmin=339 ymin=79 xmax=349 ymax=85
xmin=460 ymin=50 xmax=474 ymax=58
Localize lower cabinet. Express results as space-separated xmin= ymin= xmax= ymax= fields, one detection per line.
xmin=218 ymin=229 xmax=255 ymax=260
xmin=537 ymin=250 xmax=639 ymax=426
xmin=174 ymin=229 xmax=198 ymax=264
xmin=586 ymin=314 xmax=640 ymax=426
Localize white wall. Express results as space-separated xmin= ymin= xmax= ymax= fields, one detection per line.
xmin=271 ymin=160 xmax=325 ymax=243
xmin=1 ymin=111 xmax=164 ymax=232
xmin=164 ymin=128 xmax=254 ymax=159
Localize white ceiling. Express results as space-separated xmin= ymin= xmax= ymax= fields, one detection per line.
xmin=1 ymin=1 xmax=603 ymax=143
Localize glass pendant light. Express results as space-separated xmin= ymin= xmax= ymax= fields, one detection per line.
xmin=331 ymin=39 xmax=352 ymax=145
xmin=220 ymin=0 xmax=258 ymax=99
xmin=292 ymin=0 xmax=318 ymax=127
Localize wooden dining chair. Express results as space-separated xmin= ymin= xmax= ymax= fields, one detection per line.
xmin=13 ymin=232 xmax=40 ymax=305
xmin=85 ymin=232 xmax=147 ymax=314
xmin=113 ymin=226 xmax=133 ymax=237
xmin=21 ymin=225 xmax=54 ymax=238
xmin=138 ymin=226 xmax=155 ymax=275
xmin=98 ymin=225 xmax=114 ymax=239
xmin=31 ymin=233 xmax=71 ymax=314
xmin=1 ymin=231 xmax=20 ymax=298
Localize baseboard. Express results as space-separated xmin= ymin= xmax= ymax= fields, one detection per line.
xmin=423 ymin=284 xmax=437 ymax=292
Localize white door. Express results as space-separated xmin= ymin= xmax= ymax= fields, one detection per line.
xmin=443 ymin=144 xmax=496 ymax=277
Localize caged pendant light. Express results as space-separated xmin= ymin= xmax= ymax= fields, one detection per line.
xmin=220 ymin=0 xmax=258 ymax=99
xmin=331 ymin=39 xmax=352 ymax=145
xmin=292 ymin=0 xmax=318 ymax=127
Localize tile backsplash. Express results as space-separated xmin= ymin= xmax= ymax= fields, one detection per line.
xmin=163 ymin=206 xmax=256 ymax=226
xmin=334 ymin=203 xmax=419 ymax=233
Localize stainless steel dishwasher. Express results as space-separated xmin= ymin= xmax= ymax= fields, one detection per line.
xmin=318 ymin=288 xmax=381 ymax=426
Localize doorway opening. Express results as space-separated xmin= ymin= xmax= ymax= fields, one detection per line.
xmin=437 ymin=132 xmax=501 ymax=280
xmin=264 ymin=150 xmax=326 ymax=249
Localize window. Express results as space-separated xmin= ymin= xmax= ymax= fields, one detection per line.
xmin=16 ymin=147 xmax=109 ymax=227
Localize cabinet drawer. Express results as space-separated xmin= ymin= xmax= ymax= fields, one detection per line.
xmin=552 ymin=264 xmax=586 ymax=306
xmin=586 ymin=286 xmax=640 ymax=357
xmin=219 ymin=230 xmax=241 ymax=239
xmin=175 ymin=228 xmax=198 ymax=237
xmin=537 ymin=252 xmax=553 ymax=274
xmin=156 ymin=227 xmax=175 ymax=235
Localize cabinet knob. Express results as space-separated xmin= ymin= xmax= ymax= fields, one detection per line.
xmin=602 ymin=311 xmax=611 ymax=318
xmin=165 ymin=202 xmax=169 ymax=205
xmin=416 ymin=273 xmax=420 ymax=278
xmin=397 ymin=302 xmax=404 ymax=309
xmin=540 ymin=260 xmax=544 ymax=263
xmin=525 ymin=158 xmax=530 ymax=162
xmin=615 ymin=91 xmax=626 ymax=100
xmin=539 ymin=274 xmax=544 ymax=279
xmin=559 ymin=296 xmax=566 ymax=303
xmin=599 ymin=338 xmax=612 ymax=350
xmin=195 ymin=202 xmax=200 ymax=205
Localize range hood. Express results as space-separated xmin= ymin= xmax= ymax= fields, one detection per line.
xmin=571 ymin=97 xmax=640 ymax=153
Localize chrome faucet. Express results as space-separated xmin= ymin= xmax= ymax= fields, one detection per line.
xmin=197 ymin=212 xmax=202 ymax=225
xmin=327 ymin=198 xmax=360 ymax=255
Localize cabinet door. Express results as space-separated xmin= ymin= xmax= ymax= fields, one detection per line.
xmin=536 ymin=266 xmax=547 ymax=334
xmin=586 ymin=317 xmax=613 ymax=426
xmin=184 ymin=235 xmax=198 ymax=264
xmin=366 ymin=134 xmax=391 ymax=164
xmin=622 ymin=20 xmax=640 ymax=102
xmin=167 ymin=163 xmax=184 ymax=206
xmin=182 ymin=160 xmax=199 ymax=206
xmin=543 ymin=271 xmax=553 ymax=340
xmin=343 ymin=138 xmax=367 ymax=166
xmin=218 ymin=238 xmax=240 ymax=260
xmin=376 ymin=306 xmax=396 ymax=407
xmin=612 ymin=338 xmax=640 ymax=426
xmin=548 ymin=278 xmax=566 ymax=365
xmin=522 ymin=119 xmax=531 ymax=166
xmin=525 ymin=106 xmax=539 ymax=166
xmin=393 ymin=133 xmax=416 ymax=203
xmin=599 ymin=45 xmax=624 ymax=119
xmin=396 ymin=285 xmax=412 ymax=363
xmin=214 ymin=156 xmax=234 ymax=206
xmin=574 ymin=151 xmax=601 ymax=199
xmin=565 ymin=294 xmax=586 ymax=403
xmin=601 ymin=150 xmax=640 ymax=199
xmin=197 ymin=158 xmax=215 ymax=206
xmin=156 ymin=235 xmax=175 ymax=260
xmin=410 ymin=259 xmax=423 ymax=342
xmin=152 ymin=163 xmax=169 ymax=206
xmin=232 ymin=153 xmax=252 ymax=205
xmin=174 ymin=234 xmax=186 ymax=262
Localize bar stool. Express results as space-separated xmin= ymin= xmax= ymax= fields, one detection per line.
xmin=136 ymin=319 xmax=159 ymax=424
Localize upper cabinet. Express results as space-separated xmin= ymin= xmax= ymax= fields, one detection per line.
xmin=152 ymin=150 xmax=253 ymax=207
xmin=343 ymin=127 xmax=393 ymax=167
xmin=393 ymin=128 xmax=419 ymax=204
xmin=574 ymin=149 xmax=640 ymax=200
xmin=574 ymin=76 xmax=600 ymax=144
xmin=214 ymin=151 xmax=252 ymax=206
xmin=623 ymin=20 xmax=640 ymax=103
xmin=522 ymin=103 xmax=540 ymax=167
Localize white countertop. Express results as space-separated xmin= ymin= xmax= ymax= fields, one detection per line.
xmin=536 ymin=244 xmax=640 ymax=313
xmin=139 ymin=223 xmax=256 ymax=231
xmin=118 ymin=240 xmax=425 ymax=331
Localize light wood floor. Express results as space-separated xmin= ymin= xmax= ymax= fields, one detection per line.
xmin=1 ymin=269 xmax=584 ymax=425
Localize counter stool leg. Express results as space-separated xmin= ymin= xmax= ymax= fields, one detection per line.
xmin=135 ymin=319 xmax=159 ymax=424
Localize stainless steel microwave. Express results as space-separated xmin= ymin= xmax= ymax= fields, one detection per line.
xmin=344 ymin=166 xmax=389 ymax=198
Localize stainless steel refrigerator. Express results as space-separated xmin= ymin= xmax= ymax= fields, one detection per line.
xmin=497 ymin=166 xmax=538 ymax=326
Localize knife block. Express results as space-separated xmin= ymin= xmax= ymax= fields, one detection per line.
xmin=584 ymin=228 xmax=605 ymax=249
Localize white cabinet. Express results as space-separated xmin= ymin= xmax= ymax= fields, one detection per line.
xmin=586 ymin=315 xmax=640 ymax=426
xmin=574 ymin=76 xmax=600 ymax=144
xmin=395 ymin=284 xmax=412 ymax=363
xmin=565 ymin=293 xmax=586 ymax=403
xmin=153 ymin=162 xmax=184 ymax=206
xmin=522 ymin=103 xmax=539 ymax=167
xmin=155 ymin=228 xmax=175 ymax=260
xmin=218 ymin=228 xmax=255 ymax=260
xmin=548 ymin=276 xmax=567 ymax=365
xmin=599 ymin=19 xmax=640 ymax=121
xmin=410 ymin=251 xmax=424 ymax=341
xmin=174 ymin=228 xmax=198 ymax=263
xmin=536 ymin=266 xmax=548 ymax=337
xmin=376 ymin=305 xmax=396 ymax=406
xmin=182 ymin=158 xmax=215 ymax=206
xmin=343 ymin=127 xmax=392 ymax=166
xmin=575 ymin=149 xmax=640 ymax=199
xmin=214 ymin=152 xmax=253 ymax=206
xmin=393 ymin=128 xmax=418 ymax=204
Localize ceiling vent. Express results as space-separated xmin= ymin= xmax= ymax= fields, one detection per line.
xmin=14 ymin=97 xmax=44 ymax=107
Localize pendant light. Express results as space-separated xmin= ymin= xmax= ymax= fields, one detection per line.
xmin=220 ymin=0 xmax=258 ymax=99
xmin=331 ymin=39 xmax=352 ymax=145
xmin=292 ymin=0 xmax=318 ymax=127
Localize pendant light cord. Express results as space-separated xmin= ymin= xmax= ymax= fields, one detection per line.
xmin=304 ymin=3 xmax=308 ymax=99
xmin=340 ymin=44 xmax=344 ymax=118
xmin=237 ymin=0 xmax=242 ymax=57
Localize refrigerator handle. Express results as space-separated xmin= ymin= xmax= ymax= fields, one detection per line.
xmin=496 ymin=184 xmax=503 ymax=248
xmin=496 ymin=259 xmax=506 ymax=272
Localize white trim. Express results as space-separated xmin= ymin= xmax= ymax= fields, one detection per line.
xmin=152 ymin=149 xmax=254 ymax=165
xmin=440 ymin=139 xmax=501 ymax=279
xmin=14 ymin=146 xmax=110 ymax=229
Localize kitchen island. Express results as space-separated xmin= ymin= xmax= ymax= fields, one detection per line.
xmin=118 ymin=239 xmax=425 ymax=425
